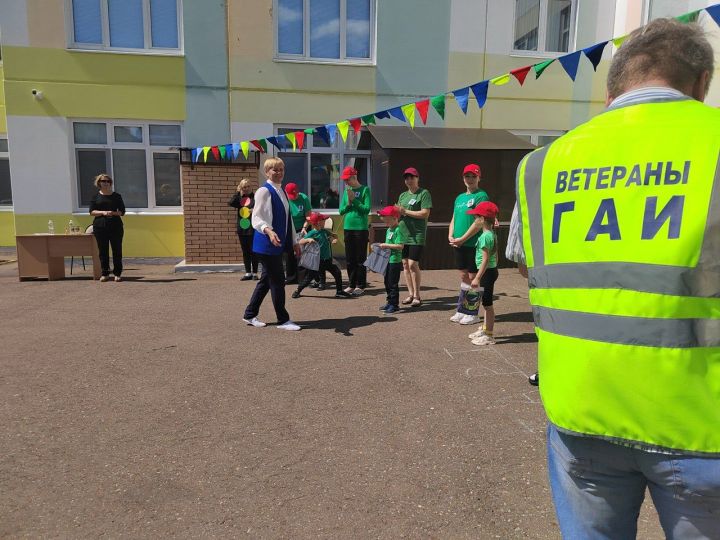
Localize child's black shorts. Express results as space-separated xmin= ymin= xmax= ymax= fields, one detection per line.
xmin=480 ymin=267 xmax=499 ymax=307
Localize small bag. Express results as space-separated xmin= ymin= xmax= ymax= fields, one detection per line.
xmin=457 ymin=282 xmax=483 ymax=315
xmin=364 ymin=243 xmax=390 ymax=275
xmin=299 ymin=241 xmax=320 ymax=271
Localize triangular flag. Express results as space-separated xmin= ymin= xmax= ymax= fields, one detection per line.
xmin=211 ymin=146 xmax=220 ymax=160
xmin=315 ymin=126 xmax=331 ymax=145
xmin=558 ymin=51 xmax=582 ymax=80
xmin=296 ymin=132 xmax=305 ymax=151
xmin=375 ymin=110 xmax=391 ymax=119
xmin=676 ymin=10 xmax=700 ymax=23
xmin=430 ymin=94 xmax=445 ymax=119
xmin=251 ymin=139 xmax=267 ymax=153
xmin=191 ymin=148 xmax=200 ymax=163
xmin=361 ymin=114 xmax=376 ymax=125
xmin=326 ymin=124 xmax=338 ymax=145
xmin=240 ymin=141 xmax=249 ymax=159
xmin=415 ymin=99 xmax=430 ymax=124
xmin=267 ymin=136 xmax=282 ymax=150
xmin=583 ymin=41 xmax=608 ymax=72
xmin=286 ymin=132 xmax=296 ymax=150
xmin=303 ymin=128 xmax=315 ymax=134
xmin=337 ymin=120 xmax=350 ymax=142
xmin=202 ymin=146 xmax=210 ymax=162
xmin=401 ymin=103 xmax=416 ymax=128
xmin=388 ymin=106 xmax=406 ymax=122
xmin=707 ymin=5 xmax=720 ymax=26
xmin=510 ymin=65 xmax=533 ymax=86
xmin=231 ymin=143 xmax=240 ymax=159
xmin=453 ymin=87 xmax=470 ymax=114
xmin=470 ymin=81 xmax=489 ymax=109
xmin=612 ymin=35 xmax=627 ymax=48
xmin=349 ymin=118 xmax=362 ymax=134
xmin=219 ymin=145 xmax=227 ymax=160
xmin=533 ymin=59 xmax=554 ymax=79
xmin=490 ymin=74 xmax=510 ymax=86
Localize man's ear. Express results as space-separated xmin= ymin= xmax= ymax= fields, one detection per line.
xmin=692 ymin=70 xmax=711 ymax=102
xmin=605 ymin=89 xmax=614 ymax=107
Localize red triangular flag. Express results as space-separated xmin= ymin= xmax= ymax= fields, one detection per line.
xmin=349 ymin=118 xmax=362 ymax=134
xmin=296 ymin=131 xmax=305 ymax=151
xmin=510 ymin=65 xmax=533 ymax=86
xmin=211 ymin=146 xmax=220 ymax=160
xmin=415 ymin=99 xmax=430 ymax=124
xmin=250 ymin=140 xmax=264 ymax=153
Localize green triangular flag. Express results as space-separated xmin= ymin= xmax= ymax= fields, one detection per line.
xmin=219 ymin=145 xmax=226 ymax=160
xmin=304 ymin=128 xmax=315 ymax=134
xmin=361 ymin=114 xmax=376 ymax=125
xmin=259 ymin=139 xmax=268 ymax=152
xmin=430 ymin=94 xmax=445 ymax=119
xmin=533 ymin=59 xmax=554 ymax=79
xmin=612 ymin=35 xmax=627 ymax=48
xmin=676 ymin=10 xmax=699 ymax=23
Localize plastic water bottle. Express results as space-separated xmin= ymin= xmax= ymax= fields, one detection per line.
xmin=48 ymin=220 xmax=55 ymax=235
xmin=68 ymin=219 xmax=75 ymax=234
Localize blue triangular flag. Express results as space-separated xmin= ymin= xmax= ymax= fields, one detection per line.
xmin=267 ymin=136 xmax=282 ymax=150
xmin=326 ymin=124 xmax=337 ymax=145
xmin=224 ymin=144 xmax=233 ymax=159
xmin=375 ymin=110 xmax=391 ymax=119
xmin=453 ymin=87 xmax=470 ymax=114
xmin=191 ymin=148 xmax=200 ymax=163
xmin=583 ymin=41 xmax=608 ymax=71
xmin=471 ymin=81 xmax=489 ymax=109
xmin=277 ymin=134 xmax=288 ymax=149
xmin=231 ymin=143 xmax=240 ymax=159
xmin=558 ymin=50 xmax=582 ymax=80
xmin=388 ymin=106 xmax=406 ymax=122
xmin=707 ymin=5 xmax=720 ymax=25
xmin=315 ymin=126 xmax=331 ymax=145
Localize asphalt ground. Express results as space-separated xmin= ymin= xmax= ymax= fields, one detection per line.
xmin=0 ymin=257 xmax=664 ymax=538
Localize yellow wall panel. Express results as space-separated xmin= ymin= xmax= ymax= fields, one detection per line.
xmin=0 ymin=212 xmax=16 ymax=246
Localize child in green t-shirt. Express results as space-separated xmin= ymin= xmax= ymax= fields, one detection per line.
xmin=292 ymin=212 xmax=352 ymax=299
xmin=376 ymin=206 xmax=406 ymax=314
xmin=467 ymin=202 xmax=500 ymax=345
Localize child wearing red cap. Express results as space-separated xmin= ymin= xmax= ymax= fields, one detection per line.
xmin=292 ymin=212 xmax=352 ymax=299
xmin=376 ymin=206 xmax=407 ymax=313
xmin=339 ymin=166 xmax=371 ymax=295
xmin=467 ymin=201 xmax=500 ymax=345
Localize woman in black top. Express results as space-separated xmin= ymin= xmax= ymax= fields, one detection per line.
xmin=228 ymin=178 xmax=258 ymax=280
xmin=89 ymin=174 xmax=126 ymax=281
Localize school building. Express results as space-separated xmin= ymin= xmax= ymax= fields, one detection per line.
xmin=0 ymin=0 xmax=717 ymax=257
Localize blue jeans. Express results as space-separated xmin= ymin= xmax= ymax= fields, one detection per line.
xmin=547 ymin=424 xmax=720 ymax=539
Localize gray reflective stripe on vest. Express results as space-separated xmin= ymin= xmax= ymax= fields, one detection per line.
xmin=521 ymin=145 xmax=550 ymax=268
xmin=532 ymin=306 xmax=720 ymax=348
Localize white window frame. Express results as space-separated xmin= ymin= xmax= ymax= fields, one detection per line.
xmin=511 ymin=0 xmax=577 ymax=58
xmin=71 ymin=119 xmax=184 ymax=213
xmin=274 ymin=124 xmax=372 ymax=213
xmin=273 ymin=0 xmax=377 ymax=66
xmin=65 ymin=0 xmax=184 ymax=55
xmin=510 ymin=129 xmax=566 ymax=146
xmin=0 ymin=137 xmax=11 ymax=209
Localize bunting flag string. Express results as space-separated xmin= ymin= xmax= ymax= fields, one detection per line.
xmin=193 ymin=4 xmax=720 ymax=162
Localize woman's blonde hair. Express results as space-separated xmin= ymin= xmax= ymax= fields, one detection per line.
xmin=263 ymin=157 xmax=284 ymax=173
xmin=238 ymin=178 xmax=252 ymax=190
xmin=94 ymin=173 xmax=112 ymax=188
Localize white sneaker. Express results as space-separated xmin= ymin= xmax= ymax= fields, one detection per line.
xmin=459 ymin=314 xmax=481 ymax=325
xmin=471 ymin=334 xmax=495 ymax=345
xmin=450 ymin=312 xmax=464 ymax=323
xmin=344 ymin=286 xmax=354 ymax=294
xmin=468 ymin=327 xmax=486 ymax=339
xmin=243 ymin=317 xmax=266 ymax=328
xmin=352 ymin=288 xmax=365 ymax=296
xmin=99 ymin=276 xmax=109 ymax=282
xmin=277 ymin=321 xmax=301 ymax=331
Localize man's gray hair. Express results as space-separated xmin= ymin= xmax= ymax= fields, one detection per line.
xmin=607 ymin=18 xmax=714 ymax=98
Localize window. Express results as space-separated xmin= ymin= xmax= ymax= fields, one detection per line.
xmin=642 ymin=0 xmax=706 ymax=22
xmin=513 ymin=0 xmax=576 ymax=54
xmin=73 ymin=121 xmax=182 ymax=210
xmin=275 ymin=126 xmax=371 ymax=210
xmin=70 ymin=0 xmax=182 ymax=52
xmin=511 ymin=130 xmax=565 ymax=147
xmin=276 ymin=0 xmax=374 ymax=64
xmin=0 ymin=138 xmax=11 ymax=206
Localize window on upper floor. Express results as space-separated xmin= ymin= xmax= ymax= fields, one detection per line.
xmin=0 ymin=138 xmax=12 ymax=207
xmin=69 ymin=0 xmax=182 ymax=53
xmin=73 ymin=121 xmax=183 ymax=211
xmin=275 ymin=0 xmax=375 ymax=64
xmin=513 ymin=0 xmax=576 ymax=55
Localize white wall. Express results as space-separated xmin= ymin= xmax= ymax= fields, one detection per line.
xmin=0 ymin=0 xmax=29 ymax=46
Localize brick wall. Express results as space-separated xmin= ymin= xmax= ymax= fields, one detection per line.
xmin=181 ymin=163 xmax=260 ymax=264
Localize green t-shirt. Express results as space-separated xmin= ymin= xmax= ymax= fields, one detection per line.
xmin=452 ymin=189 xmax=489 ymax=247
xmin=385 ymin=223 xmax=408 ymax=264
xmin=397 ymin=188 xmax=433 ymax=245
xmin=339 ymin=185 xmax=371 ymax=230
xmin=289 ymin=192 xmax=311 ymax=231
xmin=305 ymin=228 xmax=332 ymax=260
xmin=475 ymin=230 xmax=498 ymax=269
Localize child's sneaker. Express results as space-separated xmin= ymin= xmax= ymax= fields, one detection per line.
xmin=335 ymin=290 xmax=352 ymax=298
xmin=450 ymin=311 xmax=464 ymax=323
xmin=351 ymin=288 xmax=364 ymax=296
xmin=291 ymin=290 xmax=301 ymax=299
xmin=384 ymin=305 xmax=400 ymax=314
xmin=459 ymin=314 xmax=481 ymax=325
xmin=310 ymin=280 xmax=320 ymax=288
xmin=344 ymin=286 xmax=354 ymax=294
xmin=471 ymin=334 xmax=495 ymax=345
xmin=379 ymin=303 xmax=391 ymax=311
xmin=241 ymin=273 xmax=253 ymax=281
xmin=468 ymin=327 xmax=487 ymax=339
xmin=316 ymin=283 xmax=326 ymax=291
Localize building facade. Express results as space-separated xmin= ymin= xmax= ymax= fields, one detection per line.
xmin=0 ymin=0 xmax=717 ymax=256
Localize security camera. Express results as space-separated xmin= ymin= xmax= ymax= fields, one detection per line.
xmin=31 ymin=89 xmax=44 ymax=100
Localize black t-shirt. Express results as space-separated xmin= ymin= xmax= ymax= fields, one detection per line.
xmin=89 ymin=192 xmax=126 ymax=228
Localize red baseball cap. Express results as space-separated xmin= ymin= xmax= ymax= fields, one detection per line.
xmin=307 ymin=212 xmax=329 ymax=225
xmin=467 ymin=201 xmax=499 ymax=219
xmin=340 ymin=166 xmax=358 ymax=180
xmin=284 ymin=182 xmax=299 ymax=200
xmin=403 ymin=167 xmax=419 ymax=177
xmin=377 ymin=205 xmax=400 ymax=218
xmin=463 ymin=163 xmax=481 ymax=176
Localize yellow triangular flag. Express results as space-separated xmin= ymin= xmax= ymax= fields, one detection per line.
xmin=612 ymin=35 xmax=627 ymax=48
xmin=202 ymin=146 xmax=210 ymax=162
xmin=490 ymin=74 xmax=510 ymax=86
xmin=286 ymin=132 xmax=297 ymax=150
xmin=337 ymin=120 xmax=350 ymax=142
xmin=401 ymin=103 xmax=416 ymax=129
xmin=240 ymin=141 xmax=249 ymax=160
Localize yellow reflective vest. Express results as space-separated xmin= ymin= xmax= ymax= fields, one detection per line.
xmin=517 ymin=98 xmax=720 ymax=454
